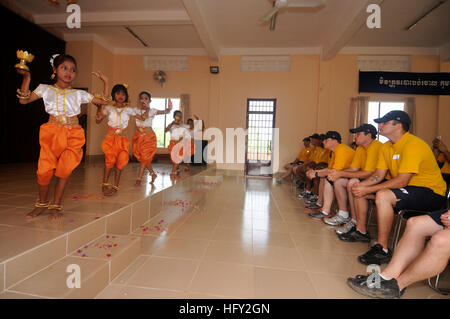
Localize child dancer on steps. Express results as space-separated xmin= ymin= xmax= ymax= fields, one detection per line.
xmin=16 ymin=54 xmax=109 ymax=220
xmin=96 ymin=84 xmax=146 ymax=196
xmin=132 ymin=92 xmax=172 ymax=186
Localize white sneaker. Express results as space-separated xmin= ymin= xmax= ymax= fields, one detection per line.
xmin=323 ymin=214 xmax=351 ymax=226
xmin=335 ymin=220 xmax=356 ymax=234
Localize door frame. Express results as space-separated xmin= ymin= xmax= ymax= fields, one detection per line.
xmin=244 ymin=98 xmax=277 ymax=177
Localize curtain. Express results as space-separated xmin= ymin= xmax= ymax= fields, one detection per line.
xmin=348 ymin=96 xmax=370 ymax=143
xmin=404 ymin=97 xmax=416 ymax=134
xmin=180 ymin=94 xmax=190 ymax=122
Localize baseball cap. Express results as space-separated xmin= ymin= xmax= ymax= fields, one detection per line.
xmin=310 ymin=133 xmax=320 ymax=140
xmin=322 ymin=131 xmax=341 ymax=142
xmin=374 ymin=110 xmax=411 ymax=124
xmin=349 ymin=123 xmax=378 ymax=137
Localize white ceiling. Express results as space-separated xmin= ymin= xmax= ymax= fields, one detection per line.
xmin=3 ymin=0 xmax=450 ymax=60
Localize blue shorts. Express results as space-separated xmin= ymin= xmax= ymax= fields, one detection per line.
xmin=428 ymin=209 xmax=449 ymax=227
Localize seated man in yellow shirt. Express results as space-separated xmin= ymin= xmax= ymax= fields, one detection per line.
xmin=306 ymin=131 xmax=355 ymax=220
xmin=277 ymin=137 xmax=313 ymax=183
xmin=351 ymin=111 xmax=446 ymax=265
xmin=294 ymin=134 xmax=329 ymax=198
xmin=326 ymin=124 xmax=382 ymax=231
xmin=432 ymin=137 xmax=450 ymax=189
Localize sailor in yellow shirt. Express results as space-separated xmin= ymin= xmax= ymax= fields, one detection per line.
xmin=293 ymin=134 xmax=328 ymax=197
xmin=432 ymin=137 xmax=450 ymax=188
xmin=277 ymin=137 xmax=313 ymax=183
xmin=351 ymin=111 xmax=446 ymax=266
xmin=306 ymin=131 xmax=355 ymax=220
xmin=325 ymin=124 xmax=383 ymax=240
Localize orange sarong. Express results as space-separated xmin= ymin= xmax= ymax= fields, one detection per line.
xmin=101 ymin=127 xmax=130 ymax=170
xmin=168 ymin=139 xmax=195 ymax=164
xmin=37 ymin=122 xmax=85 ymax=185
xmin=132 ymin=129 xmax=157 ymax=166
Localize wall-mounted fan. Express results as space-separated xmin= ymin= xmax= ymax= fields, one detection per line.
xmin=260 ymin=0 xmax=326 ymax=30
xmin=153 ymin=70 xmax=167 ymax=87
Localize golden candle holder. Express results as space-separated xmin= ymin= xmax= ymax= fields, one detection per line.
xmin=15 ymin=50 xmax=35 ymax=72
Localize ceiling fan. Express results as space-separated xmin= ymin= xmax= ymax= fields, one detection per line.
xmin=259 ymin=0 xmax=326 ymax=26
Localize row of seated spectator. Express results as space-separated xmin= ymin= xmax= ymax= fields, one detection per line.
xmin=279 ymin=110 xmax=450 ymax=298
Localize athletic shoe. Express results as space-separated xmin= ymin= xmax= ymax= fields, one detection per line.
xmin=297 ymin=191 xmax=312 ymax=198
xmin=276 ymin=178 xmax=283 ymax=184
xmin=308 ymin=211 xmax=329 ymax=220
xmin=347 ymin=275 xmax=406 ymax=299
xmin=335 ymin=220 xmax=356 ymax=235
xmin=323 ymin=214 xmax=351 ymax=226
xmin=305 ymin=202 xmax=322 ymax=210
xmin=338 ymin=229 xmax=371 ymax=243
xmin=358 ymin=244 xmax=392 ymax=265
xmin=305 ymin=196 xmax=318 ymax=204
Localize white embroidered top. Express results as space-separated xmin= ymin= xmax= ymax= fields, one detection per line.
xmin=102 ymin=105 xmax=137 ymax=129
xmin=135 ymin=108 xmax=159 ymax=128
xmin=170 ymin=123 xmax=190 ymax=140
xmin=188 ymin=120 xmax=203 ymax=139
xmin=33 ymin=84 xmax=94 ymax=117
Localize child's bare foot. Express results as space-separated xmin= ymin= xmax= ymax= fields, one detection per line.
xmin=150 ymin=172 xmax=157 ymax=184
xmin=26 ymin=203 xmax=48 ymax=219
xmin=135 ymin=178 xmax=142 ymax=187
xmin=110 ymin=185 xmax=119 ymax=195
xmin=48 ymin=204 xmax=64 ymax=221
xmin=102 ymin=183 xmax=113 ymax=196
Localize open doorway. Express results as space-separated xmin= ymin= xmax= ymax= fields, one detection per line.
xmin=245 ymin=98 xmax=276 ymax=177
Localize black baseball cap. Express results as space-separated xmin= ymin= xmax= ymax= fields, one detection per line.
xmin=322 ymin=131 xmax=341 ymax=142
xmin=374 ymin=110 xmax=411 ymax=124
xmin=303 ymin=137 xmax=311 ymax=142
xmin=349 ymin=123 xmax=378 ymax=137
xmin=310 ymin=133 xmax=320 ymax=140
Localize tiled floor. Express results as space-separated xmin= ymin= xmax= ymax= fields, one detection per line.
xmin=0 ymin=160 xmax=206 ymax=265
xmin=94 ymin=177 xmax=449 ymax=299
xmin=0 ymin=161 xmax=448 ymax=299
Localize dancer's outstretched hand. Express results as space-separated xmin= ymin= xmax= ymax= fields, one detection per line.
xmin=91 ymin=70 xmax=108 ymax=83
